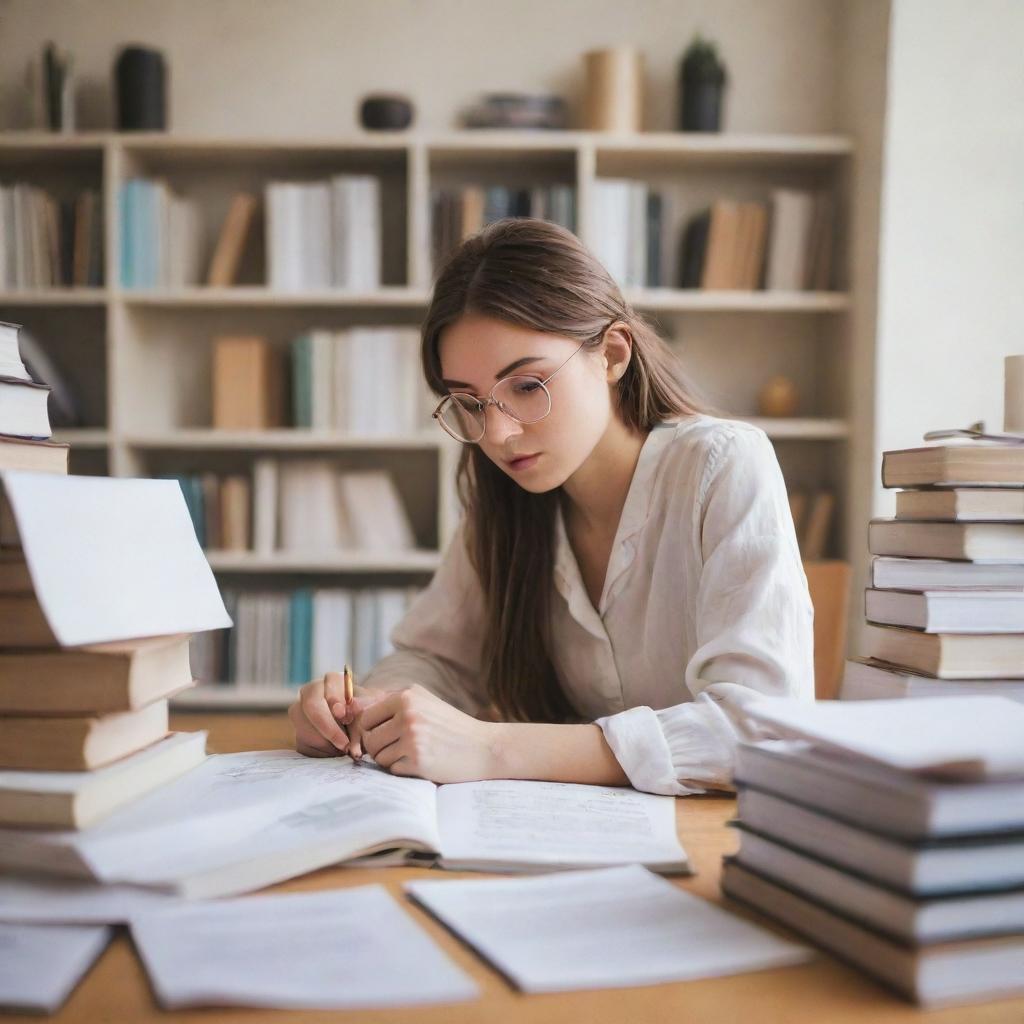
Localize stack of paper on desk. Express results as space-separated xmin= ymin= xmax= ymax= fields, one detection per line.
xmin=0 ymin=753 xmax=690 ymax=901
xmin=130 ymin=886 xmax=478 ymax=1010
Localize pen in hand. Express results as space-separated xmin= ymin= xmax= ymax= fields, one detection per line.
xmin=343 ymin=663 xmax=354 ymax=705
xmin=342 ymin=663 xmax=362 ymax=761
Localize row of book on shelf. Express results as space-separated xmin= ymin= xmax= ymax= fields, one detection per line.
xmin=25 ymin=172 xmax=837 ymax=294
xmin=212 ymin=328 xmax=430 ymax=435
xmin=118 ymin=176 xmax=383 ymax=290
xmin=169 ymin=462 xmax=418 ymax=555
xmin=189 ymin=585 xmax=423 ymax=688
xmin=430 ymin=184 xmax=576 ymax=278
xmin=0 ymin=183 xmax=103 ymax=289
xmin=678 ymin=190 xmax=834 ymax=292
xmin=594 ymin=183 xmax=834 ymax=291
xmin=787 ymin=487 xmax=835 ymax=561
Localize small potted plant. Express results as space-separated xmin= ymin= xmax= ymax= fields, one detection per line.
xmin=678 ymin=34 xmax=727 ymax=132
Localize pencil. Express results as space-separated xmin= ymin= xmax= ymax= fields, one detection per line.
xmin=343 ymin=663 xmax=354 ymax=703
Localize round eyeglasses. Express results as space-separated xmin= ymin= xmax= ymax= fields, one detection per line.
xmin=432 ymin=337 xmax=589 ymax=444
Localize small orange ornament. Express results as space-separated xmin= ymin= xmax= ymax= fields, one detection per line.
xmin=758 ymin=375 xmax=799 ymax=417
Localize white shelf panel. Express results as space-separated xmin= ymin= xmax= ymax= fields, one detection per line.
xmin=0 ymin=133 xmax=109 ymax=149
xmin=0 ymin=289 xmax=108 ymax=306
xmin=120 ymin=286 xmax=431 ymax=308
xmin=626 ymin=289 xmax=849 ymax=313
xmin=115 ymin=287 xmax=849 ymax=313
xmin=592 ymin=131 xmax=852 ymax=159
xmin=743 ymin=417 xmax=849 ymax=440
xmin=172 ymin=686 xmax=297 ymax=710
xmin=206 ymin=549 xmax=442 ymax=573
xmin=124 ymin=429 xmax=441 ymax=450
xmin=0 ymin=130 xmax=852 ymax=160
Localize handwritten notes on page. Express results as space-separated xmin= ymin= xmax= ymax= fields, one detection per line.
xmin=436 ymin=779 xmax=690 ymax=872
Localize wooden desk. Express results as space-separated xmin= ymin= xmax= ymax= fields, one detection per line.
xmin=10 ymin=713 xmax=1022 ymax=1023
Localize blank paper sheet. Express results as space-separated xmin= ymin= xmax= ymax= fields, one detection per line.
xmin=406 ymin=863 xmax=811 ymax=993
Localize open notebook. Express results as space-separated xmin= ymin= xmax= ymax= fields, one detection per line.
xmin=0 ymin=753 xmax=690 ymax=900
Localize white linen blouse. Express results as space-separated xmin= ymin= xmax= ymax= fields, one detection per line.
xmin=360 ymin=413 xmax=816 ymax=796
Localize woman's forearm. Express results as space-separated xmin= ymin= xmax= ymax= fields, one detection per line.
xmin=487 ymin=722 xmax=630 ymax=787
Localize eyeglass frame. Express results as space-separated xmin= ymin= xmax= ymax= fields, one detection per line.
xmin=431 ymin=331 xmax=600 ymax=444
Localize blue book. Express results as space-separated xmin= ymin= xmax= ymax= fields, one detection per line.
xmin=288 ymin=589 xmax=313 ymax=686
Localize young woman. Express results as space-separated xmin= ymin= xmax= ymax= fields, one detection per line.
xmin=289 ymin=217 xmax=814 ymax=795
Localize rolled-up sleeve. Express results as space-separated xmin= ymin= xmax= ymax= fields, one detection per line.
xmin=360 ymin=518 xmax=488 ymax=716
xmin=596 ymin=426 xmax=816 ymax=795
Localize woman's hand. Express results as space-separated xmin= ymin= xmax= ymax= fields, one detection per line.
xmin=288 ymin=673 xmax=388 ymax=758
xmin=350 ymin=684 xmax=498 ymax=784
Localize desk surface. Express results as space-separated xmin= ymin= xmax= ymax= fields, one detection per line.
xmin=9 ymin=712 xmax=1023 ymax=1024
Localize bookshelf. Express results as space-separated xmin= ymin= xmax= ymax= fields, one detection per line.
xmin=0 ymin=129 xmax=854 ymax=708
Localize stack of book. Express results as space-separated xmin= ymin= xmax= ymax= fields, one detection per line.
xmin=0 ymin=470 xmax=230 ymax=832
xmin=841 ymin=439 xmax=1024 ymax=702
xmin=0 ymin=320 xmax=69 ymax=476
xmin=722 ymin=696 xmax=1024 ymax=1007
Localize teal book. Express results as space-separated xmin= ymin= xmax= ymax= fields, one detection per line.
xmin=288 ymin=589 xmax=313 ymax=686
xmin=290 ymin=334 xmax=312 ymax=428
xmin=119 ymin=180 xmax=135 ymax=287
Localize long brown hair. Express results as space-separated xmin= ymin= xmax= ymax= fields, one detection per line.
xmin=421 ymin=217 xmax=715 ymax=723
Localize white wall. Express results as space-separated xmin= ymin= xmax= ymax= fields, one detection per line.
xmin=0 ymin=0 xmax=843 ymax=134
xmin=835 ymin=0 xmax=890 ymax=652
xmin=874 ymin=0 xmax=1024 ymax=516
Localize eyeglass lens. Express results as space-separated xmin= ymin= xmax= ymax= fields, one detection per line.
xmin=439 ymin=376 xmax=552 ymax=441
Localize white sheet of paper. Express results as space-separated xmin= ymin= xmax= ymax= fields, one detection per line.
xmin=744 ymin=695 xmax=1024 ymax=778
xmin=120 ymin=758 xmax=441 ymax=897
xmin=0 ymin=875 xmax=180 ymax=924
xmin=1 ymin=470 xmax=231 ymax=645
xmin=0 ymin=922 xmax=111 ymax=1012
xmin=436 ymin=779 xmax=690 ymax=871
xmin=0 ymin=751 xmax=372 ymax=882
xmin=406 ymin=864 xmax=811 ymax=993
xmin=130 ymin=885 xmax=478 ymax=1009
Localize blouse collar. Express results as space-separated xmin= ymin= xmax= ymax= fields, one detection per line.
xmin=553 ymin=420 xmax=684 ymax=634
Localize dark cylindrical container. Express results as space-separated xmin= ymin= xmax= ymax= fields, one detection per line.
xmin=115 ymin=46 xmax=167 ymax=131
xmin=360 ymin=94 xmax=414 ymax=131
xmin=678 ymin=49 xmax=726 ymax=132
